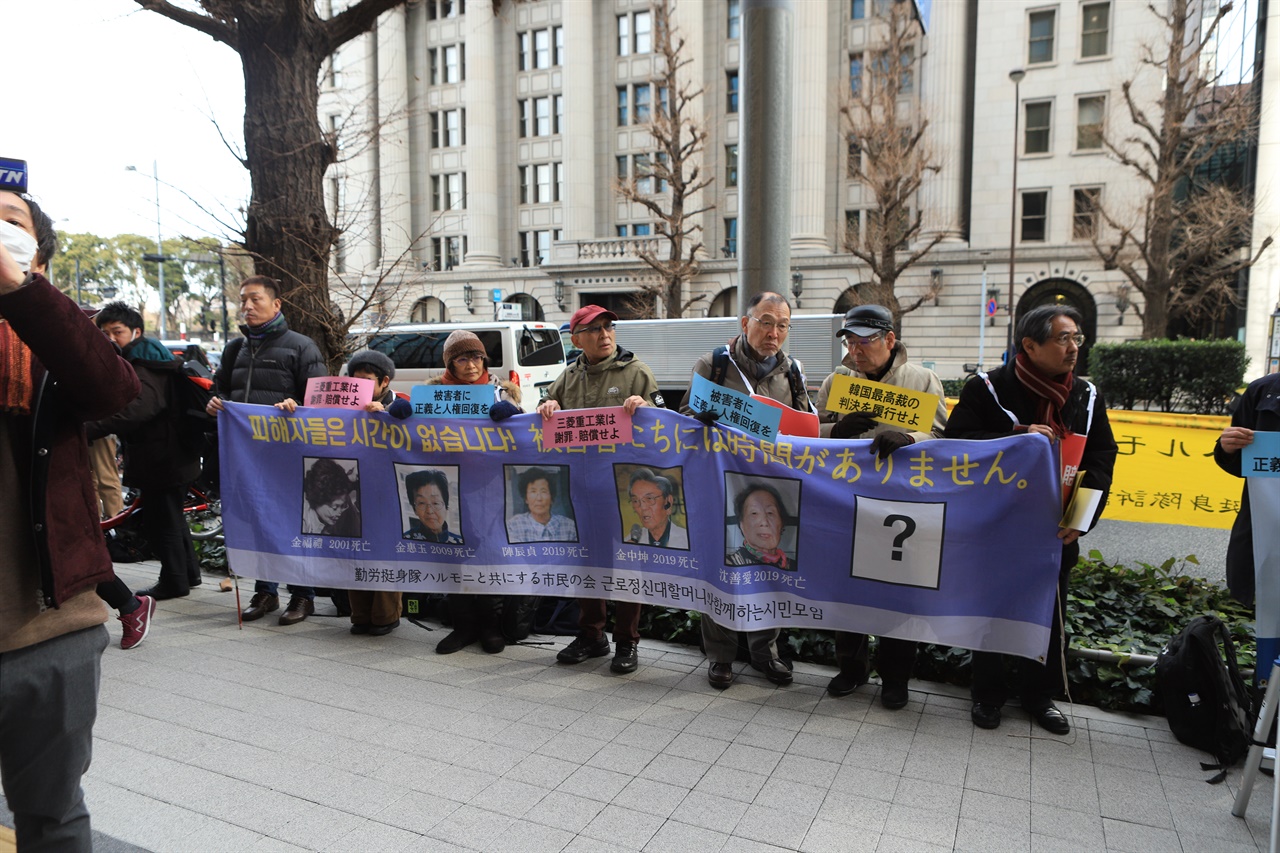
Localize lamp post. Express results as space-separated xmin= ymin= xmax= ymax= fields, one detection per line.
xmin=1006 ymin=68 xmax=1025 ymax=364
xmin=127 ymin=161 xmax=167 ymax=338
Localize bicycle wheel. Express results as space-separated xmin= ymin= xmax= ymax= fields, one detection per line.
xmin=185 ymin=486 xmax=223 ymax=541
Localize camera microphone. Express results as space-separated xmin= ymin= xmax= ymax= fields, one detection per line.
xmin=629 ymin=524 xmax=643 ymax=544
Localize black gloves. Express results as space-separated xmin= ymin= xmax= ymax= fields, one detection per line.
xmin=489 ymin=400 xmax=522 ymax=422
xmin=870 ymin=431 xmax=913 ymax=459
xmin=693 ymin=408 xmax=720 ymax=427
xmin=830 ymin=410 xmax=878 ymax=439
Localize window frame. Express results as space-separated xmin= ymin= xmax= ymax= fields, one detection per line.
xmin=1020 ymin=189 xmax=1050 ymax=242
xmin=1027 ymin=8 xmax=1057 ymax=66
xmin=727 ymin=71 xmax=739 ymax=114
xmin=1080 ymin=1 xmax=1111 ymax=59
xmin=1023 ymin=99 xmax=1053 ymax=155
xmin=1072 ymin=186 xmax=1101 ymax=240
xmin=1075 ymin=93 xmax=1106 ymax=151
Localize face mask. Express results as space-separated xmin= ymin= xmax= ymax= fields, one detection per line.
xmin=0 ymin=219 xmax=37 ymax=272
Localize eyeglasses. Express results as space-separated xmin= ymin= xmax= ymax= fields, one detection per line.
xmin=845 ymin=333 xmax=884 ymax=348
xmin=1050 ymin=332 xmax=1087 ymax=347
xmin=453 ymin=354 xmax=485 ymax=364
xmin=630 ymin=494 xmax=664 ymax=508
xmin=748 ymin=316 xmax=790 ymax=334
xmin=575 ymin=322 xmax=615 ymax=336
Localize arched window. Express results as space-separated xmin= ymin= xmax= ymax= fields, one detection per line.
xmin=1015 ymin=278 xmax=1098 ymax=374
xmin=410 ymin=296 xmax=449 ymax=323
xmin=505 ymin=293 xmax=545 ymax=321
xmin=833 ymin=286 xmax=860 ymax=316
xmin=708 ymin=287 xmax=738 ymax=317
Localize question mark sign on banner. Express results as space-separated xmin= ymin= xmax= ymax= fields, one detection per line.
xmin=883 ymin=514 xmax=917 ymax=562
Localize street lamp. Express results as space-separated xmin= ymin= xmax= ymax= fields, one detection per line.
xmin=126 ymin=162 xmax=167 ymax=338
xmin=1006 ymin=67 xmax=1026 ymax=364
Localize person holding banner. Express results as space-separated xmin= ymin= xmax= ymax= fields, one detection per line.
xmin=538 ymin=305 xmax=662 ymax=674
xmin=945 ymin=304 xmax=1116 ymax=734
xmin=207 ymin=276 xmax=326 ymax=626
xmin=680 ymin=291 xmax=809 ymax=689
xmin=429 ymin=330 xmax=521 ymax=654
xmin=815 ymin=304 xmax=948 ymax=709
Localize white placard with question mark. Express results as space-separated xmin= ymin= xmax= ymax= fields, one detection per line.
xmin=851 ymin=497 xmax=945 ymax=589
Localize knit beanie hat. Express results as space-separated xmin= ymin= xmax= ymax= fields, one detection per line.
xmin=346 ymin=349 xmax=396 ymax=381
xmin=443 ymin=330 xmax=487 ymax=368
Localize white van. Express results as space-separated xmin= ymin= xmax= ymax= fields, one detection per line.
xmin=349 ymin=322 xmax=568 ymax=412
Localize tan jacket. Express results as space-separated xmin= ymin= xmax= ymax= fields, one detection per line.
xmin=815 ymin=344 xmax=947 ymax=443
xmin=679 ymin=336 xmax=808 ymax=412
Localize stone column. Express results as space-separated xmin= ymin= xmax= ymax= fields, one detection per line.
xmin=790 ymin=0 xmax=829 ymax=255
xmin=919 ymin=0 xmax=967 ymax=243
xmin=560 ymin=2 xmax=597 ymax=241
xmin=1245 ymin=0 xmax=1280 ymax=378
xmin=376 ymin=10 xmax=411 ymax=264
xmin=460 ymin=0 xmax=502 ymax=268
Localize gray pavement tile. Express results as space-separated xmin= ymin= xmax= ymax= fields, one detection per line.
xmin=451 ymin=743 xmax=528 ymax=775
xmin=893 ymin=776 xmax=965 ymax=815
xmin=854 ymin=721 xmax=917 ymax=752
xmin=556 ymin=765 xmax=633 ymax=802
xmin=632 ymin=703 xmax=700 ymax=731
xmin=1173 ymin=833 xmax=1259 ymax=853
xmin=578 ymin=803 xmax=665 ymax=849
xmin=831 ymin=764 xmax=902 ymax=803
xmin=520 ymin=703 xmax=588 ymax=732
xmin=882 ymin=803 xmax=960 ymax=850
xmin=787 ymin=731 xmax=854 ymax=763
xmin=960 ymin=789 xmax=1030 ymax=831
xmin=706 ymin=695 xmax=773 ymax=722
xmin=505 ymin=753 xmax=581 ymax=790
xmin=717 ymin=742 xmax=785 ymax=775
xmin=535 ymin=731 xmax=609 ymax=765
xmin=1029 ymin=767 xmax=1100 ymax=814
xmin=561 ymin=837 xmax=632 ymax=853
xmin=586 ymin=741 xmax=657 ymax=776
xmin=373 ymin=790 xmax=460 ymax=834
xmin=750 ymin=704 xmax=813 ymax=732
xmin=874 ymin=834 xmax=954 ymax=853
xmin=485 ymin=820 xmax=574 ymax=853
xmin=761 ymin=687 xmax=825 ymax=714
xmin=814 ymin=789 xmax=891 ymax=830
xmin=770 ymin=753 xmax=841 ymax=787
xmin=1029 ymin=754 xmax=1095 ymax=782
xmin=1168 ymin=801 xmax=1261 ymax=844
xmin=797 ymin=817 xmax=879 ymax=853
xmin=1090 ymin=741 xmax=1159 ymax=774
xmin=638 ymin=752 xmax=711 ymax=788
xmin=684 ymin=712 xmax=750 ymax=740
xmin=1030 ymin=802 xmax=1105 ymax=846
xmin=965 ymin=762 xmax=1032 ymax=800
xmin=953 ymin=816 xmax=1032 ymax=853
xmin=901 ymin=753 xmax=969 ymax=787
xmin=733 ymin=802 xmax=818 ymax=849
xmin=563 ymin=711 xmax=630 ymax=742
xmin=614 ymin=776 xmax=689 ymax=819
xmin=669 ymin=790 xmax=749 ymax=833
xmin=657 ymin=689 xmax=717 ymax=713
xmin=595 ymin=695 xmax=655 ymax=723
xmin=422 ymin=804 xmax=514 ymax=849
xmin=721 ymin=838 xmax=804 ymax=853
xmin=172 ymin=816 xmax=275 ymax=853
xmin=1160 ymin=771 xmax=1240 ymax=807
xmin=841 ymin=740 xmax=909 ymax=775
xmin=610 ymin=678 xmax=675 ymax=703
xmin=798 ymin=713 xmax=860 ymax=740
xmin=734 ymin=720 xmax=800 ymax=753
xmin=664 ymin=731 xmax=733 ymax=764
xmin=755 ymin=778 xmax=827 ymax=819
xmin=410 ymin=763 xmax=499 ymax=803
xmin=328 ymin=819 xmax=424 ymax=853
xmin=913 ymin=713 xmax=976 ymax=742
xmin=613 ymin=721 xmax=679 ymax=752
xmin=644 ymin=819 xmax=730 ymax=852
xmin=693 ymin=765 xmax=770 ymax=804
xmin=524 ymin=791 xmax=607 ymax=833
xmin=1100 ymin=816 xmax=1183 ymax=853
xmin=248 ymin=837 xmax=314 ymax=852
xmin=469 ymin=778 xmax=549 ymax=819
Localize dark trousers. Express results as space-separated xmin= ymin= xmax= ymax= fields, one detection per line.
xmin=350 ymin=590 xmax=402 ymax=627
xmin=95 ymin=577 xmax=139 ymax=614
xmin=578 ymin=598 xmax=641 ymax=644
xmin=834 ymin=632 xmax=918 ymax=687
xmin=971 ymin=543 xmax=1075 ymax=708
xmin=141 ymin=484 xmax=199 ymax=591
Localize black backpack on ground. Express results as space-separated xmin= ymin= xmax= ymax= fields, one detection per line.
xmin=1155 ymin=614 xmax=1255 ymax=783
xmin=532 ymin=597 xmax=580 ymax=636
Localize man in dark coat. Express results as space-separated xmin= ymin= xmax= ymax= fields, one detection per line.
xmin=0 ymin=189 xmax=139 ymax=850
xmin=945 ymin=304 xmax=1116 ymax=735
xmin=88 ymin=302 xmax=202 ymax=600
xmin=208 ymin=276 xmax=326 ymax=624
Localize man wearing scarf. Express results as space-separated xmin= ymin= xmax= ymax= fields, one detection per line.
xmin=945 ymin=304 xmax=1116 ymax=735
xmin=0 ymin=190 xmax=140 ymax=851
xmin=680 ymin=291 xmax=814 ymax=690
xmin=208 ymin=276 xmax=326 ymax=625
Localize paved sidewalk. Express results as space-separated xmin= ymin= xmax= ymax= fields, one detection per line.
xmin=72 ymin=562 xmax=1275 ymax=852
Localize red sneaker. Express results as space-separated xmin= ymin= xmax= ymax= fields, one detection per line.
xmin=120 ymin=595 xmax=156 ymax=650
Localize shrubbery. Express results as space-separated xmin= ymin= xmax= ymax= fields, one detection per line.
xmin=1090 ymin=339 xmax=1247 ymax=414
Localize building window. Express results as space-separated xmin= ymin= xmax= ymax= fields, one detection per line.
xmin=519 ymin=97 xmax=559 ymax=137
xmin=519 ymin=229 xmax=559 ymax=266
xmin=1024 ymin=100 xmax=1052 ymax=154
xmin=535 ymin=96 xmax=551 ymax=136
xmin=726 ymin=145 xmax=738 ymax=187
xmin=1021 ymin=190 xmax=1048 ymax=241
xmin=617 ymin=12 xmax=652 ymax=56
xmin=1073 ymin=187 xmax=1101 ymax=239
xmin=727 ymin=71 xmax=739 ymax=113
xmin=728 ymin=0 xmax=741 ymax=39
xmin=325 ymin=52 xmax=340 ymax=87
xmin=432 ymin=172 xmax=466 ymax=210
xmin=432 ymin=109 xmax=466 ymax=148
xmin=634 ymin=84 xmax=651 ymax=124
xmin=617 ymin=155 xmax=628 ymax=182
xmin=850 ymin=53 xmax=863 ymax=95
xmin=900 ymin=46 xmax=915 ymax=94
xmin=1076 ymin=95 xmax=1105 ymax=150
xmin=555 ymin=26 xmax=564 ymax=66
xmin=657 ymin=86 xmax=670 ymax=119
xmin=633 ymin=223 xmax=651 ymax=237
xmin=1028 ymin=9 xmax=1056 ymax=65
xmin=1081 ymin=2 xmax=1110 ymax=58
xmin=533 ymin=28 xmax=550 ymax=69
xmin=431 ymin=235 xmax=467 ymax=270
xmin=617 ymin=87 xmax=629 ymax=126
xmin=617 ymin=14 xmax=631 ymax=56
xmin=425 ymin=0 xmax=464 ymax=20
xmin=634 ymin=11 xmax=652 ymax=53
xmin=655 ymin=152 xmax=669 ymax=192
xmin=724 ymin=218 xmax=737 ymax=256
xmin=852 ymin=0 xmax=866 ymax=19
xmin=517 ymin=32 xmax=529 ymax=71
xmin=847 ymin=136 xmax=861 ymax=178
xmin=517 ymin=27 xmax=561 ymax=70
xmin=519 ymin=163 xmax=562 ymax=204
xmin=634 ymin=154 xmax=652 ymax=194
xmin=845 ymin=210 xmax=862 ymax=244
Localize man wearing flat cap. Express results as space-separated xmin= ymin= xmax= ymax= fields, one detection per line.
xmin=538 ymin=304 xmax=663 ymax=674
xmin=815 ymin=303 xmax=948 ymax=711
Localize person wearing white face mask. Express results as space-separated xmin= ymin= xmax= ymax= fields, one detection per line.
xmin=0 ymin=189 xmax=140 ymax=850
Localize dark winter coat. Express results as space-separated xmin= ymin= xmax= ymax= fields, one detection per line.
xmin=1214 ymin=373 xmax=1280 ymax=606
xmin=0 ymin=274 xmax=140 ymax=606
xmin=215 ymin=317 xmax=325 ymax=405
xmin=86 ymin=337 xmax=201 ymax=490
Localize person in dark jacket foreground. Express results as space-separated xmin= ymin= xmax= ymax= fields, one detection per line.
xmin=208 ymin=276 xmax=326 ymax=625
xmin=0 ymin=189 xmax=140 ymax=851
xmin=88 ymin=302 xmax=202 ymax=602
xmin=945 ymin=304 xmax=1116 ymax=735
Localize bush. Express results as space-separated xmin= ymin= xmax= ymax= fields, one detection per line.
xmin=1090 ymin=339 xmax=1246 ymax=414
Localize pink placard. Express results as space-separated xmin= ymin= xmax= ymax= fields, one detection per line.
xmin=303 ymin=376 xmax=375 ymax=409
xmin=544 ymin=406 xmax=634 ymax=448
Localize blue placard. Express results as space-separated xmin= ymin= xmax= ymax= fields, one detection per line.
xmin=491 ymin=288 xmax=503 ymax=303
xmin=1242 ymin=431 xmax=1280 ymax=477
xmin=687 ymin=373 xmax=783 ymax=443
xmin=410 ymin=384 xmax=493 ymax=418
xmin=0 ymin=157 xmax=28 ymax=193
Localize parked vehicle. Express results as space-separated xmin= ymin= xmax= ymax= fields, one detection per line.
xmin=611 ymin=314 xmax=845 ymax=406
xmin=348 ymin=321 xmax=567 ymax=412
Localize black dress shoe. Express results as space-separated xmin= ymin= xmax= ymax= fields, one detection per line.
xmin=827 ymin=670 xmax=867 ymax=697
xmin=436 ymin=629 xmax=477 ymax=654
xmin=880 ymin=683 xmax=910 ymax=710
xmin=480 ymin=628 xmax=506 ymax=654
xmin=751 ymin=658 xmax=793 ymax=686
xmin=1028 ymin=701 xmax=1071 ymax=735
xmin=610 ymin=642 xmax=638 ymax=674
xmin=708 ymin=661 xmax=734 ymax=689
xmin=136 ymin=583 xmax=189 ymax=601
xmin=971 ymin=702 xmax=1002 ymax=729
xmin=368 ymin=619 xmax=400 ymax=636
xmin=556 ymin=635 xmax=611 ymax=664
xmin=350 ymin=623 xmax=371 ymax=635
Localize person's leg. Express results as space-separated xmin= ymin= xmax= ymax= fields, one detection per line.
xmin=437 ymin=595 xmax=479 ymax=653
xmin=875 ymin=637 xmax=917 ymax=709
xmin=745 ymin=629 xmax=781 ymax=665
xmin=285 ymin=585 xmax=316 ymax=600
xmin=0 ymin=625 xmax=108 ymax=853
xmin=88 ymin=437 xmax=123 ymax=518
xmin=828 ymin=631 xmax=870 ymax=696
xmin=372 ymin=592 xmax=402 ymax=627
xmin=700 ymin=617 xmax=739 ymax=664
xmin=576 ymin=598 xmax=606 ymax=643
xmin=95 ymin=576 xmax=139 ymax=614
xmin=349 ymin=589 xmax=373 ymax=628
xmin=611 ymin=601 xmax=642 ymax=644
xmin=138 ymin=485 xmax=190 ymax=597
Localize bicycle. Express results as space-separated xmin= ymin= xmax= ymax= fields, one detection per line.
xmin=101 ymin=483 xmax=223 ymax=542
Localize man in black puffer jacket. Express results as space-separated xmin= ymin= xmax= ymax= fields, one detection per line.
xmin=88 ymin=302 xmax=202 ymax=602
xmin=208 ymin=276 xmax=326 ymax=624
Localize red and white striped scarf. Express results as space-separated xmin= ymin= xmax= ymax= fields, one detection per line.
xmin=1013 ymin=352 xmax=1072 ymax=437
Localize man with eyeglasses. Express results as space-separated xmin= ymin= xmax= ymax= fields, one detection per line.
xmin=538 ymin=304 xmax=663 ymax=674
xmin=945 ymin=304 xmax=1116 ymax=735
xmin=627 ymin=468 xmax=687 ymax=548
xmin=814 ymin=304 xmax=948 ymax=710
xmin=679 ymin=291 xmax=815 ymax=689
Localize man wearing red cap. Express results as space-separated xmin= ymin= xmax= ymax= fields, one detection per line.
xmin=537 ymin=304 xmax=663 ymax=674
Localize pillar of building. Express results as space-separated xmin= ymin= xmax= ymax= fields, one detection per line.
xmin=461 ymin=0 xmax=502 ymax=268
xmin=1245 ymin=0 xmax=1280 ymax=378
xmin=919 ymin=0 xmax=968 ymax=244
xmin=376 ymin=10 xmax=412 ymax=265
xmin=789 ymin=0 xmax=829 ymax=255
xmin=560 ymin=3 xmax=597 ymax=242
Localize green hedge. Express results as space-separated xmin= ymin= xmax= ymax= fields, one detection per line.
xmin=1090 ymin=339 xmax=1247 ymax=414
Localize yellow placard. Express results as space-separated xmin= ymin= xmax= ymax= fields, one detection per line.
xmin=826 ymin=374 xmax=941 ymax=433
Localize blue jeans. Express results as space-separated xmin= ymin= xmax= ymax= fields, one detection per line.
xmin=254 ymin=581 xmax=314 ymax=599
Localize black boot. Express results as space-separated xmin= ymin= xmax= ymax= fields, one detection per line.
xmin=478 ymin=597 xmax=506 ymax=654
xmin=436 ymin=595 xmax=478 ymax=654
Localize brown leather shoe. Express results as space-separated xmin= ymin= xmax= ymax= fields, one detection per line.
xmin=708 ymin=661 xmax=734 ymax=689
xmin=242 ymin=592 xmax=279 ymax=622
xmin=278 ymin=595 xmax=315 ymax=626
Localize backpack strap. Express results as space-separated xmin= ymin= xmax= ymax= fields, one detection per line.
xmin=787 ymin=359 xmax=815 ymax=414
xmin=709 ymin=346 xmax=730 ymax=389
